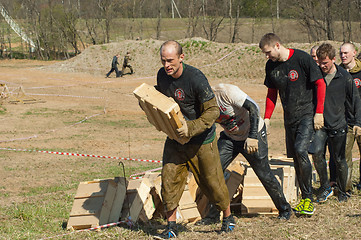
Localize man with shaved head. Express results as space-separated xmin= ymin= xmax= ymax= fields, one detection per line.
xmin=340 ymin=42 xmax=361 ymax=192
xmin=155 ymin=40 xmax=235 ymax=238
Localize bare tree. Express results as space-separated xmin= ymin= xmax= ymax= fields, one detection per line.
xmin=97 ymin=0 xmax=118 ymax=43
xmin=201 ymin=0 xmax=225 ymax=41
xmin=230 ymin=1 xmax=241 ymax=43
xmin=186 ymin=0 xmax=201 ymax=38
xmin=156 ymin=0 xmax=162 ymax=40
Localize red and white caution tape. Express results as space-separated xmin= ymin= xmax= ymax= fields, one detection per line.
xmin=129 ymin=166 xmax=163 ymax=179
xmin=40 ymin=217 xmax=133 ymax=240
xmin=0 ymin=147 xmax=162 ymax=164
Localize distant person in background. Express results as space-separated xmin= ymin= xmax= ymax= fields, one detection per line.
xmin=310 ymin=45 xmax=319 ymax=63
xmin=121 ymin=51 xmax=134 ymax=76
xmin=259 ymin=33 xmax=326 ymax=217
xmin=106 ymin=54 xmax=121 ymax=78
xmin=339 ymin=42 xmax=361 ymax=192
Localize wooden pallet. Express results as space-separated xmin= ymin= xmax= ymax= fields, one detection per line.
xmin=133 ymin=83 xmax=188 ymax=144
xmin=187 ymin=161 xmax=245 ymax=218
xmin=121 ymin=178 xmax=154 ymax=222
xmin=67 ymin=177 xmax=127 ymax=230
xmin=240 ymin=158 xmax=299 ymax=215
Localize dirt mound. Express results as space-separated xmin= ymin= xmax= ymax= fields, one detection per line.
xmin=43 ymin=38 xmax=353 ymax=84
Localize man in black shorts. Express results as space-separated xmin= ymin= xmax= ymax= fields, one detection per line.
xmin=155 ymin=40 xmax=234 ymax=238
xmin=196 ymin=83 xmax=292 ymax=225
xmin=310 ymin=43 xmax=361 ymax=203
xmin=259 ymin=33 xmax=326 ymax=217
xmin=339 ymin=42 xmax=361 ymax=192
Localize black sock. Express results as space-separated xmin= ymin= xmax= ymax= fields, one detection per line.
xmin=223 ymin=214 xmax=233 ymax=220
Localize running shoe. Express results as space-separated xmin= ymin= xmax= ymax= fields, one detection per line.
xmin=300 ymin=198 xmax=314 ymax=216
xmin=292 ymin=198 xmax=305 ymax=213
xmin=316 ymin=187 xmax=333 ymax=203
xmin=220 ymin=215 xmax=236 ymax=233
xmin=156 ymin=223 xmax=178 ymax=239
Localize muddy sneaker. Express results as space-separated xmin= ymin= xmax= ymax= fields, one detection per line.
xmin=195 ymin=217 xmax=220 ymax=226
xmin=195 ymin=205 xmax=220 ymax=226
xmin=220 ymin=215 xmax=236 ymax=233
xmin=316 ymin=187 xmax=333 ymax=203
xmin=277 ymin=209 xmax=292 ymax=220
xmin=156 ymin=222 xmax=178 ymax=239
xmin=300 ymin=198 xmax=314 ymax=216
xmin=338 ymin=192 xmax=349 ymax=203
xmin=292 ymin=199 xmax=305 ymax=214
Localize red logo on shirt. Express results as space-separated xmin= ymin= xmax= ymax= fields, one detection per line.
xmin=174 ymin=88 xmax=185 ymax=101
xmin=354 ymin=78 xmax=361 ymax=88
xmin=288 ymin=70 xmax=299 ymax=82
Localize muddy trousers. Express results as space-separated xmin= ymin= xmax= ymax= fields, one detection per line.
xmin=207 ymin=126 xmax=290 ymax=218
xmin=161 ymin=137 xmax=230 ymax=213
xmin=311 ymin=128 xmax=348 ymax=194
xmin=285 ymin=117 xmax=314 ymax=200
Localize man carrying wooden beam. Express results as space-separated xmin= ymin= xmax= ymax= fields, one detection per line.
xmin=155 ymin=40 xmax=234 ymax=238
xmin=195 ymin=83 xmax=292 ymax=225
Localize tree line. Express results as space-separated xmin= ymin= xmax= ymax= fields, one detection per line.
xmin=0 ymin=0 xmax=360 ymax=60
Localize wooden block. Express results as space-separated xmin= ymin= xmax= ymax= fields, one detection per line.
xmin=98 ymin=180 xmax=117 ymax=224
xmin=74 ymin=180 xmax=108 ymax=198
xmin=225 ymin=161 xmax=245 ymax=200
xmin=68 ymin=178 xmax=124 ymax=230
xmin=133 ymin=83 xmax=185 ymax=142
xmin=269 ymin=158 xmax=299 ymax=203
xmin=143 ymin=172 xmax=162 ymax=183
xmin=108 ymin=177 xmax=127 ymax=223
xmin=70 ymin=197 xmax=104 ymax=216
xmin=177 ymin=188 xmax=201 ymax=223
xmin=187 ymin=173 xmax=198 ymax=201
xmin=121 ymin=178 xmax=153 ymax=222
xmin=240 ymin=158 xmax=299 ymax=215
xmin=67 ymin=215 xmax=100 ymax=230
xmin=241 ymin=166 xmax=282 ymax=214
xmin=194 ymin=193 xmax=210 ymax=218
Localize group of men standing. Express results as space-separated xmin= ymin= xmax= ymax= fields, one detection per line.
xmin=149 ymin=35 xmax=361 ymax=239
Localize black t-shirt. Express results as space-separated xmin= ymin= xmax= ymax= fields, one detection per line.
xmin=264 ymin=49 xmax=323 ymax=125
xmin=157 ymin=63 xmax=216 ymax=143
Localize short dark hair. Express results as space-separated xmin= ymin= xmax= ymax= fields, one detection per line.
xmin=317 ymin=43 xmax=336 ymax=60
xmin=259 ymin=33 xmax=282 ymax=49
xmin=160 ymin=40 xmax=183 ymax=56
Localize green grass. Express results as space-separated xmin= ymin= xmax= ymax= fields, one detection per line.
xmin=0 ymin=197 xmax=71 ymax=239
